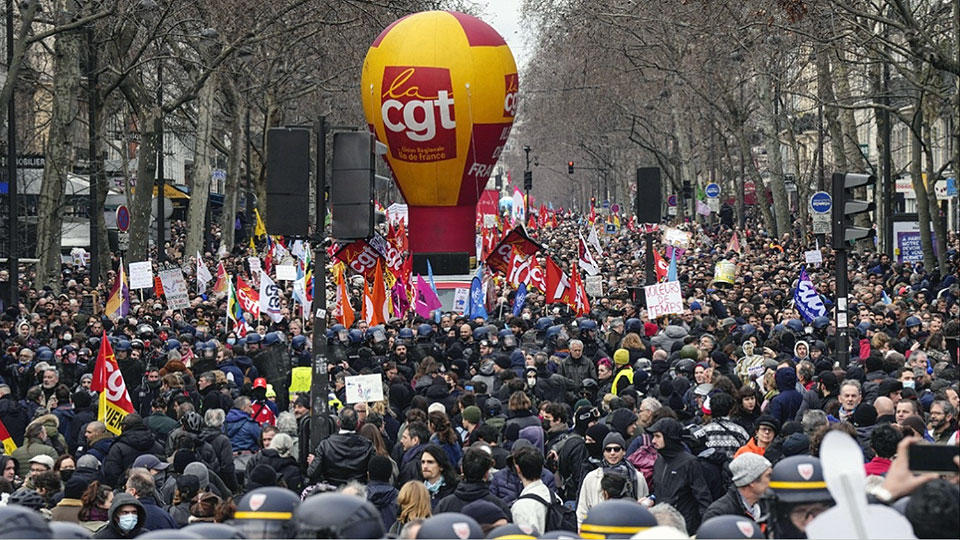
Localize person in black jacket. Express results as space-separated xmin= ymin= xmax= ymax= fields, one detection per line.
xmin=648 ymin=417 xmax=712 ymax=534
xmin=306 ymin=407 xmax=374 ymax=487
xmin=102 ymin=414 xmax=165 ymax=487
xmin=397 ymin=421 xmax=430 ymax=486
xmin=435 ymin=446 xmax=511 ymax=518
xmin=702 ymin=453 xmax=771 ymax=527
xmin=200 ymin=408 xmax=237 ymax=491
xmin=419 ymin=443 xmax=458 ymax=510
xmin=0 ymin=383 xmax=28 ymax=446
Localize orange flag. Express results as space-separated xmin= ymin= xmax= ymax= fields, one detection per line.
xmin=364 ymin=261 xmax=388 ymax=326
xmin=211 ymin=261 xmax=228 ymax=294
xmin=336 ymin=267 xmax=355 ymax=329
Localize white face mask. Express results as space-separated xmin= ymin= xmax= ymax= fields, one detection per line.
xmin=62 ymin=333 xmax=72 ymax=341
xmin=527 ymin=378 xmax=537 ymax=387
xmin=902 ymin=380 xmax=915 ymax=389
xmin=118 ymin=514 xmax=138 ymax=532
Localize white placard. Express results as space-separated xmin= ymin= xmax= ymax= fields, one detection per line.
xmin=129 ymin=261 xmax=154 ymax=290
xmin=453 ymin=287 xmax=469 ymax=315
xmin=804 ymin=250 xmax=823 ymax=265
xmin=345 ymin=373 xmax=384 ymax=404
xmin=248 ymin=257 xmax=262 ymax=275
xmin=663 ymin=227 xmax=692 ymax=249
xmin=812 ymin=213 xmax=830 ymax=234
xmin=158 ymin=268 xmax=190 ymax=310
xmin=584 ymin=275 xmax=604 ymax=298
xmin=275 ymin=265 xmax=297 ymax=281
xmin=644 ymin=281 xmax=684 ymax=319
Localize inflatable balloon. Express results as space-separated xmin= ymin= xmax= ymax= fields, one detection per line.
xmin=362 ymin=11 xmax=518 ymax=257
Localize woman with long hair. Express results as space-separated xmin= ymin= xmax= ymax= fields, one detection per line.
xmin=78 ymin=481 xmax=113 ymax=533
xmin=427 ymin=411 xmax=462 ymax=467
xmin=360 ymin=423 xmax=399 ymax=484
xmin=389 ymin=480 xmax=433 ymax=536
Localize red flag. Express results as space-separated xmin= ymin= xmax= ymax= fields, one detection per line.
xmin=568 ymin=262 xmax=591 ymax=316
xmin=91 ymin=332 xmax=134 ymax=435
xmin=544 ymin=256 xmax=571 ymax=304
xmin=653 ymin=250 xmax=669 ymax=282
xmin=485 ymin=228 xmax=543 ymax=275
xmin=0 ymin=418 xmax=16 ymax=455
xmin=212 ymin=261 xmax=228 ymax=294
xmin=727 ymin=232 xmax=741 ymax=254
xmin=236 ymin=276 xmax=261 ymax=318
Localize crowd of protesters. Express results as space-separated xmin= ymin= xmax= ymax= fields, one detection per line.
xmin=0 ymin=205 xmax=957 ymax=539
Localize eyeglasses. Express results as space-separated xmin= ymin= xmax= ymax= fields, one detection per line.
xmin=603 ymin=446 xmax=623 ymax=453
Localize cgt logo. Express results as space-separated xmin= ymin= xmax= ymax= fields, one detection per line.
xmin=503 ymin=73 xmax=518 ymax=117
xmin=381 ymin=67 xmax=456 ymax=153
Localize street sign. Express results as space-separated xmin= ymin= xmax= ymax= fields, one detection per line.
xmin=705 ymin=183 xmax=721 ymax=198
xmin=667 ymin=194 xmax=677 ymax=207
xmin=115 ymin=205 xmax=130 ymax=232
xmin=602 ymin=200 xmax=610 ymax=209
xmin=812 ymin=213 xmax=831 ymax=234
xmin=707 ymin=198 xmax=720 ymax=213
xmin=810 ymin=191 xmax=832 ymax=214
xmin=604 ymin=223 xmax=618 ymax=234
xmin=610 ymin=203 xmax=620 ymax=214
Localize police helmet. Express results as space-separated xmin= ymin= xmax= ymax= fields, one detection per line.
xmin=580 ymin=499 xmax=657 ymax=538
xmin=905 ymin=316 xmax=922 ymax=328
xmin=785 ymin=319 xmax=804 ymax=334
xmin=245 ymin=332 xmax=262 ymax=345
xmin=49 ymin=521 xmax=93 ymax=539
xmin=291 ymin=335 xmax=308 ymax=352
xmin=772 ymin=323 xmax=785 ymax=334
xmin=398 ymin=327 xmax=415 ymax=341
xmin=36 ymin=348 xmax=55 ymax=363
xmin=0 ymin=504 xmax=53 ymax=538
xmin=181 ymin=523 xmax=245 ymax=539
xmin=164 ymin=339 xmax=181 ymax=352
xmin=812 ymin=316 xmax=830 ymax=330
xmin=229 ymin=487 xmax=300 ymax=539
xmin=473 ymin=326 xmax=489 ymax=341
xmin=294 ymin=493 xmax=385 ymax=539
xmin=87 ymin=337 xmax=102 ymax=349
xmin=416 ymin=513 xmax=483 ymax=539
xmin=485 ymin=523 xmax=537 ymax=539
xmin=580 ymin=319 xmax=598 ymax=332
xmin=625 ymin=317 xmax=643 ymax=335
xmin=202 ymin=340 xmax=217 ymax=353
xmin=329 ymin=324 xmax=346 ymax=333
xmin=535 ymin=316 xmax=554 ymax=332
xmin=347 ymin=329 xmax=363 ymax=344
xmin=263 ymin=332 xmax=281 ymax=347
xmin=115 ymin=340 xmax=132 ymax=352
xmin=696 ymin=516 xmax=764 ymax=539
xmin=770 ymin=455 xmax=833 ymax=504
xmin=740 ymin=324 xmax=757 ymax=338
xmin=545 ymin=324 xmax=565 ymax=340
xmin=417 ymin=324 xmax=434 ymax=339
xmin=538 ymin=531 xmax=582 ymax=539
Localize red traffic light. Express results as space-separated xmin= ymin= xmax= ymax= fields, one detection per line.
xmin=568 ymin=161 xmax=575 ymax=174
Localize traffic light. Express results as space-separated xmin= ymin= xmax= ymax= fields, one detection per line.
xmin=523 ymin=170 xmax=532 ymax=191
xmin=590 ymin=197 xmax=596 ymax=207
xmin=331 ymin=132 xmax=389 ymax=240
xmin=265 ymin=128 xmax=310 ymax=236
xmin=682 ymin=180 xmax=693 ymax=199
xmin=831 ymin=172 xmax=876 ymax=249
xmin=568 ymin=161 xmax=575 ymax=174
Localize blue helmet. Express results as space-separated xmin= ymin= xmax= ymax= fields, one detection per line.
xmin=329 ymin=324 xmax=346 ymax=333
xmin=473 ymin=326 xmax=489 ymax=340
xmin=347 ymin=329 xmax=364 ymax=344
xmin=202 ymin=340 xmax=217 ymax=352
xmin=545 ymin=324 xmax=564 ymax=340
xmin=857 ymin=321 xmax=875 ymax=337
xmin=905 ymin=316 xmax=922 ymax=328
xmin=398 ymin=328 xmax=415 ymax=340
xmin=812 ymin=316 xmax=830 ymax=330
xmin=115 ymin=340 xmax=131 ymax=352
xmin=245 ymin=332 xmax=262 ymax=344
xmin=497 ymin=328 xmax=513 ymax=339
xmin=535 ymin=316 xmax=554 ymax=332
xmin=625 ymin=317 xmax=643 ymax=334
xmin=36 ymin=347 xmax=55 ymax=362
xmin=741 ymin=323 xmax=757 ymax=337
xmin=417 ymin=323 xmax=434 ymax=338
xmin=580 ymin=319 xmax=598 ymax=332
xmin=785 ymin=319 xmax=804 ymax=334
xmin=165 ymin=339 xmax=181 ymax=352
xmin=264 ymin=332 xmax=281 ymax=346
xmin=291 ymin=335 xmax=308 ymax=352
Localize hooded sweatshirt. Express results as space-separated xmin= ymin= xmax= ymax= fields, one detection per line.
xmin=650 ymin=418 xmax=712 ymax=533
xmin=768 ymin=367 xmax=803 ymax=426
xmin=94 ymin=493 xmax=147 ymax=539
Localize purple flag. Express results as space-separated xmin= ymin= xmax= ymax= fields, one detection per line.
xmin=414 ymin=274 xmax=442 ymax=318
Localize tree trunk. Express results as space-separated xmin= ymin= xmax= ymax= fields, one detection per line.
xmin=736 ymin=126 xmax=774 ymax=234
xmin=757 ymin=73 xmax=790 ymax=238
xmin=127 ymin=107 xmax=160 ymax=263
xmin=35 ymin=25 xmax=82 ymax=291
xmin=671 ymin=101 xmax=696 ymax=222
xmin=219 ymin=87 xmax=243 ymax=254
xmin=816 ymin=48 xmax=847 ymax=172
xmin=184 ymin=72 xmax=218 ymax=258
xmin=922 ymin=119 xmax=948 ymax=275
xmin=909 ymin=99 xmax=937 ymax=271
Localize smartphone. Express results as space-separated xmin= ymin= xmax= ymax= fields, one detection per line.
xmin=908 ymin=443 xmax=959 ymax=473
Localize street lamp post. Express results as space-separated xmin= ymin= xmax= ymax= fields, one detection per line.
xmin=87 ymin=22 xmax=99 ymax=287
xmin=6 ymin=0 xmax=18 ymax=306
xmin=156 ymin=52 xmax=165 ymax=263
xmin=523 ymin=145 xmax=531 ymax=219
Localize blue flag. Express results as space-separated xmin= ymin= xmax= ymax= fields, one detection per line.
xmin=469 ymin=280 xmax=488 ymax=321
xmin=513 ymin=283 xmax=527 ymax=317
xmin=881 ymin=290 xmax=892 ymax=305
xmin=794 ymin=267 xmax=827 ymax=322
xmin=667 ymin=252 xmax=678 ymax=282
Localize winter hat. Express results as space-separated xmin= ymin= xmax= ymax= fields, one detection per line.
xmin=755 ymin=415 xmax=781 ymax=436
xmin=781 ymin=432 xmax=810 ymax=457
xmin=602 ymin=432 xmax=627 ymax=451
xmin=730 ymin=453 xmax=771 ymax=487
xmin=461 ymin=406 xmax=482 ymax=425
xmin=610 ymin=408 xmax=638 ymax=437
xmin=184 ymin=462 xmax=210 ymax=491
xmin=427 ymin=402 xmax=446 ymax=414
xmin=503 ymin=422 xmax=521 ymax=443
xmin=494 ymin=354 xmax=512 ymax=370
xmin=461 ymin=500 xmax=507 ymax=528
xmin=368 ymin=455 xmax=393 ymax=483
xmin=613 ymin=349 xmax=631 ymax=366
xmin=248 ymin=464 xmax=278 ymax=487
xmin=63 ymin=477 xmax=87 ymax=499
xmin=173 ymin=449 xmax=197 ymax=475
xmin=28 ymin=455 xmax=54 ymax=469
xmin=76 ymin=454 xmax=100 ymax=469
xmin=852 ymin=403 xmax=878 ymax=427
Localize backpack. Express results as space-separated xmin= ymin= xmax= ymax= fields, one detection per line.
xmin=516 ymin=491 xmax=578 ymax=533
xmin=626 ymin=434 xmax=658 ymax=488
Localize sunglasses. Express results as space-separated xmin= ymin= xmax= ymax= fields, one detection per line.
xmin=603 ymin=446 xmax=623 ymax=453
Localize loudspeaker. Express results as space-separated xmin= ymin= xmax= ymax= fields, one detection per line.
xmin=635 ymin=167 xmax=662 ymax=223
xmin=331 ymin=132 xmax=376 ymax=240
xmin=265 ymin=128 xmax=310 ymax=236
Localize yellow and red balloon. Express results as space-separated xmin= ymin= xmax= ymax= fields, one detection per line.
xmin=362 ymin=11 xmax=518 ymax=255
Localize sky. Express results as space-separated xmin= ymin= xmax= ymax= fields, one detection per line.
xmin=476 ymin=0 xmax=533 ymax=70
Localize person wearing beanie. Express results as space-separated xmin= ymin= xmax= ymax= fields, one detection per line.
xmin=575 ymin=431 xmax=648 ymax=526
xmin=702 ymin=453 xmax=772 ymax=528
xmin=461 ymin=405 xmax=483 ymax=445
xmin=245 ymin=463 xmax=278 ymax=493
xmin=50 ymin=476 xmax=88 ymax=523
xmin=735 ymin=415 xmax=780 ymax=458
xmin=610 ymin=408 xmax=639 ymax=440
xmin=366 ymin=455 xmax=400 ymax=531
xmin=780 ymin=432 xmax=810 ymax=457
xmin=611 ymin=349 xmax=634 ymax=395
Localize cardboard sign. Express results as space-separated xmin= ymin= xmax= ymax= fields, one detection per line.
xmin=345 ymin=373 xmax=384 ymax=404
xmin=713 ymin=260 xmax=736 ymax=285
xmin=584 ymin=275 xmax=604 ymax=298
xmin=158 ymin=268 xmax=189 ymax=310
xmin=453 ymin=287 xmax=469 ymax=314
xmin=644 ymin=281 xmax=684 ymax=319
xmin=289 ymin=366 xmax=312 ymax=401
xmin=663 ymin=227 xmax=692 ymax=249
xmin=128 ymin=261 xmax=154 ymax=290
xmin=804 ymin=250 xmax=823 ymax=265
xmin=248 ymin=257 xmax=262 ymax=275
xmin=275 ymin=264 xmax=297 ymax=281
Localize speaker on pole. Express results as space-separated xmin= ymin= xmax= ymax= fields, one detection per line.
xmin=635 ymin=167 xmax=662 ymax=223
xmin=265 ymin=128 xmax=311 ymax=236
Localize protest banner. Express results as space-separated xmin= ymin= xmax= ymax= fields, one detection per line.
xmin=713 ymin=260 xmax=736 ymax=285
xmin=158 ymin=268 xmax=190 ymax=310
xmin=644 ymin=281 xmax=684 ymax=319
xmin=128 ymin=261 xmax=154 ymax=290
xmin=345 ymin=373 xmax=384 ymax=404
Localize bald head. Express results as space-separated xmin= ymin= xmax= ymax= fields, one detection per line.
xmin=874 ymin=396 xmax=894 ymax=416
